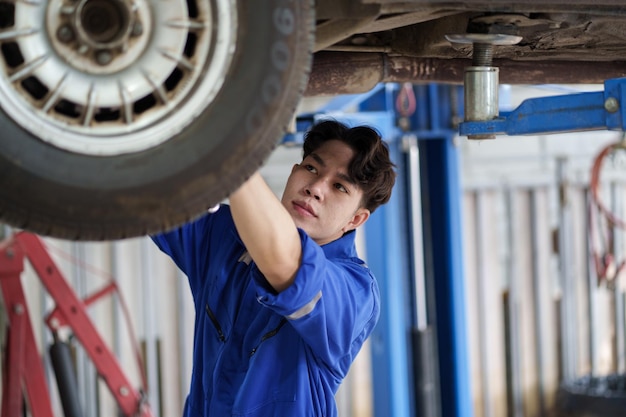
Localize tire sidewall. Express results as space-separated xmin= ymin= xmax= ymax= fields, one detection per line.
xmin=0 ymin=0 xmax=313 ymax=238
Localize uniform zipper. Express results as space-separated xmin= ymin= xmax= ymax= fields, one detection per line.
xmin=205 ymin=303 xmax=226 ymax=342
xmin=249 ymin=318 xmax=288 ymax=357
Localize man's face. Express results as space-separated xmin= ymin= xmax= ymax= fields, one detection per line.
xmin=281 ymin=139 xmax=370 ymax=245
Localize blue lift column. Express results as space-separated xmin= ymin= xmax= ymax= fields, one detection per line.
xmin=410 ymin=83 xmax=473 ymax=417
xmin=357 ymin=85 xmax=413 ymax=417
xmin=331 ymin=83 xmax=474 ymax=417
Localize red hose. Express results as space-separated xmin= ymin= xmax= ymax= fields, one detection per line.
xmin=588 ymin=139 xmax=626 ymax=286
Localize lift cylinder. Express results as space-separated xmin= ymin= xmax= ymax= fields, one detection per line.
xmin=464 ymin=66 xmax=499 ymax=139
xmin=49 ymin=340 xmax=83 ymax=417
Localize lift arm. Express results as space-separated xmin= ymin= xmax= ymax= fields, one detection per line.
xmin=460 ymin=77 xmax=626 ymax=137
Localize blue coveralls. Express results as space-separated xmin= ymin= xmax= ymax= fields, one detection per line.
xmin=152 ymin=205 xmax=380 ymax=416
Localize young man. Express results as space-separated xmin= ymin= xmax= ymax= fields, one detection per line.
xmin=152 ymin=120 xmax=396 ymax=416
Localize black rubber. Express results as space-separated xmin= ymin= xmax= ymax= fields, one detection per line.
xmin=49 ymin=340 xmax=83 ymax=417
xmin=0 ymin=0 xmax=314 ymax=240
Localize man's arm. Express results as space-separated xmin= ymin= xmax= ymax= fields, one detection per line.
xmin=229 ymin=172 xmax=302 ymax=292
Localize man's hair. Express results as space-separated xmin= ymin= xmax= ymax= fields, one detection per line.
xmin=302 ymin=120 xmax=396 ymax=213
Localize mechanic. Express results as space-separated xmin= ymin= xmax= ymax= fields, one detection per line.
xmin=152 ymin=119 xmax=396 ymax=416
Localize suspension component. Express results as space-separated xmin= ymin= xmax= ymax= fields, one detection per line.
xmin=446 ymin=33 xmax=522 ymax=139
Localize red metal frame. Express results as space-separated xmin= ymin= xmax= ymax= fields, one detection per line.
xmin=0 ymin=232 xmax=153 ymax=417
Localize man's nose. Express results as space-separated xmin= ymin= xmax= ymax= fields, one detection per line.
xmin=305 ymin=179 xmax=325 ymax=200
xmin=305 ymin=187 xmax=321 ymax=200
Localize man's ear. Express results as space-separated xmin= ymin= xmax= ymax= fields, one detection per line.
xmin=342 ymin=207 xmax=370 ymax=233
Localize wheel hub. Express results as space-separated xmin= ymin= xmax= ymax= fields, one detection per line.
xmin=75 ymin=0 xmax=135 ymax=48
xmin=78 ymin=0 xmax=131 ymax=45
xmin=49 ymin=0 xmax=149 ymax=73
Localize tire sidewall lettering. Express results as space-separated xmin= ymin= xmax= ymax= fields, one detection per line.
xmin=271 ymin=41 xmax=290 ymax=72
xmin=245 ymin=4 xmax=296 ymax=135
xmin=262 ymin=75 xmax=282 ymax=106
xmin=273 ymin=8 xmax=295 ymax=36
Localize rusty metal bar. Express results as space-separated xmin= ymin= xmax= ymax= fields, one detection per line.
xmin=305 ymin=52 xmax=626 ymax=96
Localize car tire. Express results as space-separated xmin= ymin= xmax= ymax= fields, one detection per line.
xmin=0 ymin=0 xmax=313 ymax=240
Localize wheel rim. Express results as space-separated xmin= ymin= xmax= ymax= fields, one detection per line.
xmin=0 ymin=0 xmax=236 ymax=155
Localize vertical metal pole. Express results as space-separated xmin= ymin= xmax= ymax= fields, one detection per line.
xmin=502 ymin=188 xmax=524 ymax=417
xmin=584 ymin=188 xmax=597 ymax=376
xmin=405 ymin=133 xmax=442 ymax=417
xmin=406 ymin=134 xmax=428 ymax=335
xmin=529 ymin=189 xmax=547 ymax=414
xmin=110 ymin=243 xmax=122 ymax=357
xmin=176 ymin=269 xmax=191 ymax=404
xmin=556 ymin=158 xmax=577 ymax=381
xmin=141 ymin=238 xmax=161 ymax=416
xmin=475 ymin=191 xmax=493 ymax=417
xmin=72 ymin=242 xmax=98 ymax=417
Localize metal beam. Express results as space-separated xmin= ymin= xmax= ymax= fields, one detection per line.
xmin=305 ymin=52 xmax=626 ymax=96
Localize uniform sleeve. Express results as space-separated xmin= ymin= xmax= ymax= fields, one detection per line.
xmin=252 ymin=229 xmax=380 ymax=373
xmin=151 ymin=207 xmax=230 ymax=295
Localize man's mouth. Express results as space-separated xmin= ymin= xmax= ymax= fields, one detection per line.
xmin=293 ymin=201 xmax=316 ymax=217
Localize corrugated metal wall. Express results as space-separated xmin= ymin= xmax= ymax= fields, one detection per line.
xmin=460 ymin=129 xmax=626 ymax=417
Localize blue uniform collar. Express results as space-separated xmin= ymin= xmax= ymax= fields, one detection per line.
xmin=320 ymin=229 xmax=358 ymax=260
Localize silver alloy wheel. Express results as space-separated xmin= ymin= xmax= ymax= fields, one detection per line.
xmin=0 ymin=0 xmax=236 ymax=155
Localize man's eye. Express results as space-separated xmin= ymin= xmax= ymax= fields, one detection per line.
xmin=305 ymin=164 xmax=317 ymax=173
xmin=335 ymin=183 xmax=348 ymax=193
